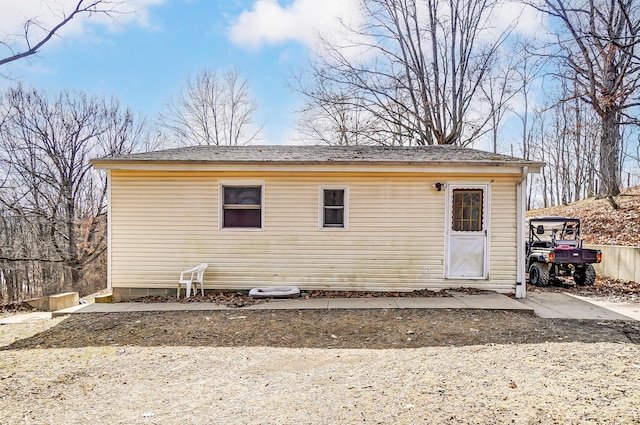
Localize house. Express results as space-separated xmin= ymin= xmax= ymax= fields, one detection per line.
xmin=91 ymin=145 xmax=543 ymax=300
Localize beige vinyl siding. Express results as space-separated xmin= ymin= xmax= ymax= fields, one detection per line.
xmin=109 ymin=171 xmax=520 ymax=295
xmin=489 ymin=179 xmax=518 ymax=292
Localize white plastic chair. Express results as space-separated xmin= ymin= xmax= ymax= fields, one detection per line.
xmin=177 ymin=263 xmax=208 ymax=298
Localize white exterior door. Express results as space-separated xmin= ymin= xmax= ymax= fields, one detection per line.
xmin=445 ymin=184 xmax=489 ymax=279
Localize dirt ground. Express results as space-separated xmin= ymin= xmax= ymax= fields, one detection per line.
xmin=1 ymin=280 xmax=640 ymax=350
xmin=6 ymin=309 xmax=640 ymax=350
xmin=2 ymin=288 xmax=640 ymax=351
xmin=1 ymin=283 xmax=640 ymax=424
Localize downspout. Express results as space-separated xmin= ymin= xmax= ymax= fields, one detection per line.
xmin=106 ymin=170 xmax=112 ymax=293
xmin=515 ymin=166 xmax=528 ymax=298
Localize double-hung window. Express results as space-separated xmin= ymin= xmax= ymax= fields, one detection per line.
xmin=222 ymin=185 xmax=262 ymax=228
xmin=320 ymin=187 xmax=348 ymax=229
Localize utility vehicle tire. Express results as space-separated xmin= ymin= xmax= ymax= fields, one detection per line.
xmin=529 ymin=262 xmax=550 ymax=287
xmin=574 ymin=264 xmax=596 ymax=286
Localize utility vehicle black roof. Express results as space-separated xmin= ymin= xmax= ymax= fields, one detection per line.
xmin=527 ymin=216 xmax=580 ymax=222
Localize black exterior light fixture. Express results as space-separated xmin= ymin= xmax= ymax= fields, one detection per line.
xmin=433 ymin=182 xmax=443 ymax=191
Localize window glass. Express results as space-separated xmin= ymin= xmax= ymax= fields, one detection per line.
xmin=224 ymin=186 xmax=261 ymax=205
xmin=324 ymin=208 xmax=344 ymax=226
xmin=223 ymin=186 xmax=261 ymax=228
xmin=223 ymin=209 xmax=261 ymax=228
xmin=324 ymin=189 xmax=344 ymax=206
xmin=452 ymin=189 xmax=483 ymax=231
xmin=323 ymin=188 xmax=345 ymax=228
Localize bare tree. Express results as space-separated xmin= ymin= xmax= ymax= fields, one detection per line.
xmin=0 ymin=85 xmax=152 ymax=301
xmin=159 ymin=68 xmax=263 ymax=146
xmin=298 ymin=0 xmax=518 ymax=146
xmin=480 ymin=51 xmax=520 ymax=153
xmin=509 ymin=39 xmax=549 ymax=162
xmin=526 ymin=76 xmax=600 ymax=208
xmin=530 ymin=0 xmax=640 ymax=207
xmin=294 ymin=70 xmax=378 ymax=146
xmin=0 ymin=1 xmax=129 ymax=69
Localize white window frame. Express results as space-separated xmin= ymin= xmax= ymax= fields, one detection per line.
xmin=219 ymin=180 xmax=265 ymax=231
xmin=318 ymin=185 xmax=349 ymax=230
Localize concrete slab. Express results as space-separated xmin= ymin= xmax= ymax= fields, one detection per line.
xmin=249 ymin=298 xmax=330 ymax=310
xmin=517 ymin=294 xmax=573 ymax=319
xmin=327 ymin=298 xmax=399 ymax=309
xmin=567 ymin=294 xmax=640 ymax=321
xmin=518 ymin=292 xmax=631 ymax=320
xmin=117 ymin=302 xmax=203 ymax=312
xmin=395 ymin=297 xmax=464 ymax=309
xmin=26 ymin=292 xmax=79 ymax=312
xmin=0 ymin=312 xmax=52 ymax=324
xmin=54 ymin=302 xmax=230 ymax=315
xmin=182 ymin=303 xmax=230 ymax=311
xmin=33 ymin=291 xmax=636 ymax=321
xmin=449 ymin=292 xmax=534 ymax=313
xmin=51 ymin=304 xmax=88 ymax=317
xmin=127 ymin=303 xmax=191 ymax=312
xmin=94 ymin=294 xmax=114 ymax=303
xmin=56 ymin=303 xmax=133 ymax=314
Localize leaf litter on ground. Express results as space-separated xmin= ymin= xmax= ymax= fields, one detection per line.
xmin=527 ymin=185 xmax=640 ymax=246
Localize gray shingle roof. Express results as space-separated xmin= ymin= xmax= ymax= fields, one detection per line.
xmin=93 ymin=145 xmax=542 ymax=167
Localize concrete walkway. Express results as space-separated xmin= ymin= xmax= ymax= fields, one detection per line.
xmin=518 ymin=292 xmax=636 ymax=320
xmin=51 ymin=291 xmax=532 ymax=316
xmin=563 ymin=293 xmax=640 ymax=321
xmin=2 ymin=291 xmax=639 ymax=324
xmin=53 ymin=291 xmax=640 ymax=321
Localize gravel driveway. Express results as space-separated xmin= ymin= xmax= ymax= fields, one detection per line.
xmin=1 ymin=309 xmax=639 ymax=424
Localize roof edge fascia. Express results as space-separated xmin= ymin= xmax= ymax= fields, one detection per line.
xmin=91 ymin=159 xmax=544 ymax=174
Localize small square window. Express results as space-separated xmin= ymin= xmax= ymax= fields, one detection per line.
xmin=222 ymin=186 xmax=262 ymax=228
xmin=321 ymin=188 xmax=347 ymax=228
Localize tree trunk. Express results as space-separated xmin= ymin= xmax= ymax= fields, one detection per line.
xmin=71 ymin=266 xmax=83 ymax=293
xmin=599 ymin=109 xmax=621 ymax=205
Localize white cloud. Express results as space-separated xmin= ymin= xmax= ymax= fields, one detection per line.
xmin=229 ymin=0 xmax=361 ymax=50
xmin=489 ymin=1 xmax=547 ymax=39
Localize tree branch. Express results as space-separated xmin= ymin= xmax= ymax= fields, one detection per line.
xmin=0 ymin=0 xmax=126 ymax=68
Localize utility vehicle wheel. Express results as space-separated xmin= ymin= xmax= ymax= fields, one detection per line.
xmin=574 ymin=264 xmax=596 ymax=286
xmin=529 ymin=262 xmax=550 ymax=287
